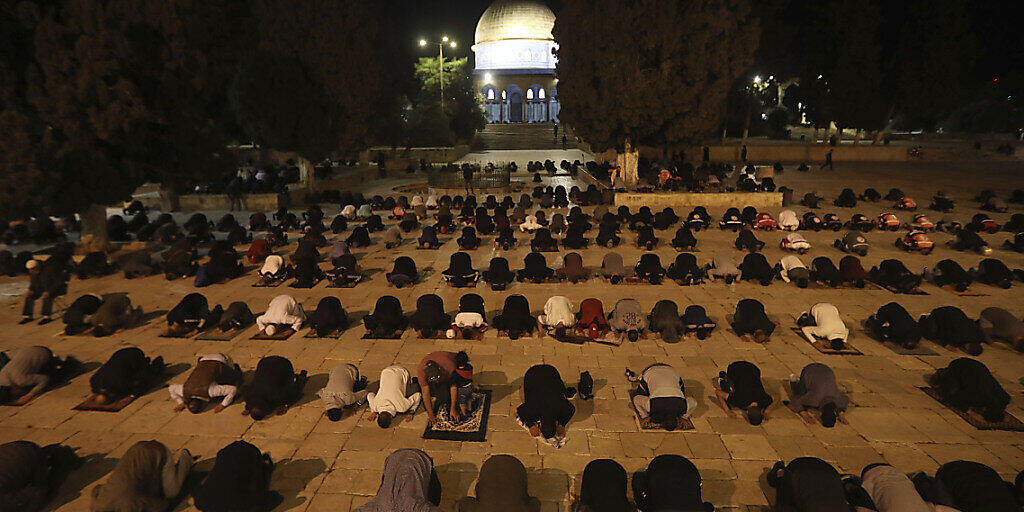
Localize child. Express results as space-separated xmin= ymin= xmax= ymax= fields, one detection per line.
xmin=450 ymin=353 xmax=475 ymax=421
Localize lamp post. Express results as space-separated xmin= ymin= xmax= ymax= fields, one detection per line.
xmin=419 ymin=37 xmax=457 ymax=113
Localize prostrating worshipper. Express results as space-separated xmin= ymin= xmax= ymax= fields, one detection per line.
xmin=289 ymin=241 xmax=323 ymax=288
xmin=192 ymin=440 xmax=282 ymax=512
xmin=556 ymin=252 xmax=589 ymax=283
xmin=319 ymin=363 xmax=368 ymax=422
xmin=166 ymin=292 xmax=221 ymax=336
xmin=457 ymin=455 xmax=541 ymax=512
xmin=307 ymin=296 xmax=348 ymax=336
xmin=89 ymin=440 xmax=192 ymax=512
xmin=666 ymin=253 xmax=702 ymax=285
xmin=367 ymin=366 xmax=422 ymax=428
xmin=255 ymin=294 xmax=305 ymax=336
xmin=538 ymin=295 xmax=575 ymax=337
xmin=168 ymin=353 xmax=242 ymax=414
xmin=530 ymin=227 xmax=559 ymax=252
xmin=972 ymin=258 xmax=1015 ymax=289
xmin=636 ymin=225 xmax=659 ymax=250
xmin=766 ymin=457 xmax=854 ymax=512
xmin=88 ymin=347 xmax=165 ymax=405
xmin=330 ymin=214 xmax=348 ymax=234
xmin=75 ymin=251 xmax=115 ymax=279
xmin=246 ymin=238 xmax=273 ymax=265
xmin=386 ymin=256 xmax=418 ymax=288
xmin=561 ymin=223 xmax=590 ymax=249
xmin=518 ymin=252 xmax=554 ymax=283
xmin=926 ymin=259 xmax=973 ymax=291
xmin=573 ymin=459 xmax=632 ymax=512
xmin=869 ymin=259 xmax=922 ymax=293
xmin=919 ymin=306 xmax=986 ymax=355
xmin=121 ymin=251 xmax=159 ymax=279
xmin=979 ymin=307 xmax=1024 ymax=351
xmin=1003 ymin=231 xmax=1024 ymax=253
xmin=653 ymin=207 xmax=678 ymax=230
xmin=734 ymin=228 xmax=765 ymax=252
xmin=482 ymin=257 xmax=515 ymax=290
xmin=776 ymin=254 xmax=810 ymax=288
xmin=671 ymin=226 xmax=697 ymax=251
xmin=0 ymin=440 xmax=79 ymax=512
xmin=217 ymin=302 xmax=254 ymax=332
xmin=493 ymin=295 xmax=536 ymax=340
xmin=930 ymin=357 xmax=1010 ymax=423
xmin=733 ymin=299 xmax=776 ymax=343
xmin=197 ymin=243 xmax=243 ymax=287
xmin=0 ymin=346 xmax=79 ymax=405
xmin=256 ymin=254 xmax=288 ymax=285
xmin=62 ymin=293 xmax=103 ymax=334
xmin=608 ymin=298 xmax=648 ymax=343
xmin=494 ymin=227 xmax=517 ymax=250
xmin=457 ymin=226 xmax=481 ymax=250
xmin=861 ymin=187 xmax=882 ymax=202
xmin=549 ymin=213 xmax=567 ymax=236
xmin=834 ymin=187 xmax=858 ymax=207
xmin=519 ymin=214 xmax=542 ymax=232
xmin=867 ymin=302 xmax=922 ymax=349
xmin=383 ymin=226 xmax=403 ymax=249
xmin=363 ymin=296 xmax=408 ymax=338
xmin=738 ymin=253 xmax=774 ymax=286
xmin=838 ymin=255 xmax=868 ymax=288
xmin=442 ymin=251 xmax=479 ymax=287
xmin=517 ymin=364 xmax=575 ymax=445
xmin=778 ymin=209 xmax=800 ymax=231
xmin=714 ymin=360 xmax=773 ymax=425
xmin=250 ymin=212 xmax=270 ymax=231
xmin=19 ymin=259 xmax=66 ymax=325
xmin=949 ymin=227 xmax=991 ymax=254
xmin=600 ymin=252 xmax=628 ymax=284
xmin=451 ymin=293 xmax=487 ymax=339
xmin=810 ymin=256 xmax=841 ymax=288
xmin=90 ymin=293 xmax=143 ymax=337
xmin=346 ymin=225 xmax=371 ymax=247
xmin=682 ymin=305 xmax=717 ymax=340
xmin=410 ymin=294 xmax=451 ymax=339
xmin=634 ymin=253 xmax=666 ymax=284
xmin=861 ymin=463 xmax=939 ymax=512
xmin=796 ymin=303 xmax=849 ymax=350
xmin=779 ymin=232 xmax=811 ymax=254
xmin=787 ymin=363 xmax=849 ymax=427
xmin=648 ymin=300 xmax=685 ymax=342
xmin=632 ymin=455 xmax=714 ymax=512
xmin=935 ymin=460 xmax=1020 ymax=512
xmin=625 ymin=363 xmax=693 ymax=430
xmin=399 ymin=212 xmax=419 ymax=233
xmin=328 ymin=253 xmax=363 ymax=287
xmin=835 ymin=229 xmax=870 ymax=256
xmin=413 ymin=226 xmax=440 ymax=250
xmin=706 ymin=254 xmax=739 ymax=284
xmin=596 ymin=216 xmax=621 ymax=247
xmin=417 ymin=351 xmax=472 ymax=425
xmin=242 ymin=356 xmax=306 ymax=420
xmin=435 ymin=210 xmax=456 ymax=234
xmin=574 ymin=298 xmax=610 ymax=341
xmin=476 ymin=209 xmax=495 ymax=235
xmin=354 ymin=449 xmax=442 ymax=512
xmin=720 ymin=207 xmax=743 ymax=231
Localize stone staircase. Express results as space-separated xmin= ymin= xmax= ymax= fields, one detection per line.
xmin=476 ymin=123 xmax=575 ymax=151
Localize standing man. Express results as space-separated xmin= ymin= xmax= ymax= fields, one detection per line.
xmin=553 ymin=124 xmax=559 ymax=142
xmin=741 ymin=145 xmax=747 ymax=162
xmin=462 ymin=164 xmax=474 ymax=195
xmin=20 ymin=260 xmax=65 ymax=325
xmin=561 ymin=134 xmax=567 ymax=150
xmin=820 ymin=149 xmax=834 ymax=171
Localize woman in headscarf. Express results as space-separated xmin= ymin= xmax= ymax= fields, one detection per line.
xmin=386 ymin=256 xmax=418 ymax=288
xmin=355 ymin=449 xmax=441 ymax=512
xmin=648 ymin=300 xmax=685 ymax=342
xmin=635 ymin=225 xmax=658 ymax=250
xmin=346 ymin=226 xmax=371 ymax=248
xmin=457 ymin=227 xmax=481 ymax=250
xmin=732 ymin=299 xmax=775 ymax=343
xmin=609 ymin=298 xmax=648 ymax=343
xmin=192 ymin=440 xmax=282 ymax=512
xmin=417 ymin=226 xmax=441 ymax=249
xmin=667 ymin=253 xmax=702 ymax=285
xmin=330 ymin=214 xmax=348 ymax=234
xmin=398 ymin=212 xmax=418 ymax=233
xmin=88 ymin=347 xmax=165 ymax=405
xmin=90 ymin=440 xmax=192 ymax=512
xmin=328 ymin=240 xmax=350 ymax=264
xmin=493 ymin=295 xmax=536 ymax=340
xmin=573 ymin=299 xmax=610 ymax=341
xmin=246 ymin=238 xmax=272 ymax=264
xmin=556 ymin=252 xmax=589 ymax=283
xmin=364 ymin=214 xmax=385 ymax=233
xmin=328 ymin=253 xmax=363 ymax=287
xmin=307 ymin=297 xmax=348 ymax=336
xmin=458 ymin=455 xmax=540 ymax=512
xmin=562 ymin=223 xmax=590 ymax=249
xmin=364 ymin=296 xmax=408 ymax=338
xmin=517 ymin=364 xmax=575 ymax=443
xmin=482 ymin=257 xmax=516 ymax=290
xmin=739 ymin=253 xmax=774 ymax=286
xmin=530 ymin=228 xmax=559 ymax=252
xmin=410 ymin=294 xmax=451 ymax=338
xmin=517 ymin=252 xmax=554 ymax=283
xmin=573 ymin=459 xmax=632 ymax=512
xmin=633 ymin=455 xmax=712 ymax=512
xmin=670 ymin=226 xmax=697 ymax=251
xmin=535 ymin=210 xmax=548 ymax=226
xmin=682 ymin=306 xmax=716 ymax=340
xmin=600 ymin=252 xmax=627 ymax=284
xmin=442 ymin=252 xmax=478 ymax=287
xmin=634 ymin=254 xmax=666 ymax=284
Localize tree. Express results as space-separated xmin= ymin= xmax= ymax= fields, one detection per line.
xmin=554 ymin=0 xmax=759 ymax=185
xmin=406 ymin=56 xmax=485 ymax=146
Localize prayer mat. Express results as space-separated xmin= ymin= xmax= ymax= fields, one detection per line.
xmin=918 ymin=387 xmax=1024 ymax=431
xmin=791 ymin=328 xmax=863 ymax=355
xmin=628 ymin=391 xmax=694 ymax=431
xmin=874 ymin=283 xmax=929 ymax=295
xmin=949 ymin=288 xmax=988 ymax=297
xmin=422 ymin=389 xmax=492 ymax=442
xmin=73 ymin=394 xmax=137 ymax=412
xmin=251 ymin=327 xmax=296 ymax=340
xmin=159 ymin=330 xmax=197 ymax=340
xmin=623 ymin=277 xmax=656 ymax=285
xmin=325 ymin=280 xmax=362 ymax=289
xmin=515 ymin=415 xmax=568 ymax=449
xmin=195 ymin=327 xmax=248 ymax=341
xmin=859 ymin=325 xmax=938 ymax=356
xmin=415 ymin=246 xmax=442 ymax=250
xmin=251 ymin=279 xmax=284 ymax=288
xmin=361 ymin=330 xmax=405 ymax=340
xmin=304 ymin=328 xmax=345 ymax=339
xmin=288 ymin=278 xmax=323 ymax=289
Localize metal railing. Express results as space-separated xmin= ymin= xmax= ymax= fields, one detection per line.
xmin=426 ymin=168 xmax=511 ymax=189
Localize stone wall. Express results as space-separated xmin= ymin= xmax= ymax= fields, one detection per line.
xmin=591 ymin=144 xmax=911 ymax=164
xmin=614 ymin=191 xmax=782 ymax=210
xmin=359 ymin=145 xmax=471 ymax=166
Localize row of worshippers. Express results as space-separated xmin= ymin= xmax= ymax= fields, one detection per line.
xmin=0 ymin=215 xmax=74 ymax=246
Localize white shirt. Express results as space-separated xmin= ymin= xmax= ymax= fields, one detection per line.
xmin=779 ymin=209 xmax=799 ymax=230
xmin=260 ymin=255 xmax=284 ymax=275
xmin=519 ymin=216 xmax=541 ymax=231
xmin=366 ymin=366 xmax=421 ymax=416
xmin=782 ymin=233 xmax=811 ymax=249
xmin=806 ymin=303 xmax=848 ymax=342
xmin=539 ymin=296 xmax=575 ymax=327
xmin=779 ymin=255 xmax=807 ymax=282
xmin=453 ymin=312 xmax=486 ymax=328
xmin=425 ymin=195 xmax=438 ymax=207
xmin=256 ymin=295 xmax=305 ymax=332
xmin=861 ymin=465 xmax=932 ymax=512
xmin=318 ymin=363 xmax=368 ymax=410
xmin=642 ymin=365 xmax=684 ymax=399
xmin=167 ymin=354 xmax=238 ymax=407
xmin=411 ymin=196 xmax=424 ymax=207
xmin=341 ymin=205 xmax=356 ymax=219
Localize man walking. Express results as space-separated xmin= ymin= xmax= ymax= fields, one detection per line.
xmin=462 ymin=164 xmax=474 ymax=195
xmin=20 ymin=260 xmax=65 ymax=325
xmin=820 ymin=149 xmax=834 ymax=171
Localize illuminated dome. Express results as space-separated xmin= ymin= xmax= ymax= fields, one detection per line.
xmin=474 ymin=0 xmax=555 ymax=45
xmin=473 ymin=0 xmax=557 ymax=72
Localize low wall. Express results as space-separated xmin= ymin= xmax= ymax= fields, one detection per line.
xmin=360 ymin=145 xmax=471 ymax=166
xmin=592 ymin=144 xmax=910 ymax=164
xmin=615 ymin=191 xmax=782 ymax=210
xmin=177 ymin=193 xmax=281 ymax=212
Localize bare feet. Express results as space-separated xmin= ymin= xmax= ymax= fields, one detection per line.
xmin=213 ymin=404 xmax=226 ymax=413
xmin=173 ymin=403 xmax=186 ymax=412
xmin=367 ymin=412 xmax=378 ymax=422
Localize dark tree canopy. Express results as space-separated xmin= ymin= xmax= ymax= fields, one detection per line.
xmin=553 ymin=0 xmax=759 ymax=152
xmin=407 ymin=57 xmax=486 ymax=146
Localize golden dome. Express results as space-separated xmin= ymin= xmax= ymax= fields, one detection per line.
xmin=474 ymin=0 xmax=555 ymax=46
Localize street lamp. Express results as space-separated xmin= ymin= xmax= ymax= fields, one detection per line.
xmin=419 ymin=36 xmax=458 ymax=113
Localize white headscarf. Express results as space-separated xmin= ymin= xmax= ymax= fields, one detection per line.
xmin=354 ymin=449 xmax=441 ymax=512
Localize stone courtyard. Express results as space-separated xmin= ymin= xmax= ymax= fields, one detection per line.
xmin=0 ymin=157 xmax=1022 ymax=511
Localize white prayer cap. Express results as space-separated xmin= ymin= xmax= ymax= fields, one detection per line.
xmin=25 ymin=260 xmax=39 ymax=270
xmin=265 ymin=325 xmax=276 ymax=336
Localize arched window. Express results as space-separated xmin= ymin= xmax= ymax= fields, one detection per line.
xmin=526 ymin=89 xmax=534 ymax=100
xmin=538 ymin=88 xmax=546 ymax=99
xmin=501 ymin=90 xmax=507 ymax=100
xmin=487 ymin=89 xmax=494 ymax=100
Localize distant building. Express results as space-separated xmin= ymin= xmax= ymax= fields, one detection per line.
xmin=473 ymin=0 xmax=559 ymax=124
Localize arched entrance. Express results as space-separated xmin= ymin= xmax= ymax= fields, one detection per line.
xmin=481 ymin=85 xmax=500 ymax=123
xmin=506 ymin=84 xmax=524 ymax=123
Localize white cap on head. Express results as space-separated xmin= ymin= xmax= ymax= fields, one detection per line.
xmin=265 ymin=325 xmax=276 ymax=336
xmin=25 ymin=260 xmax=39 ymax=270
